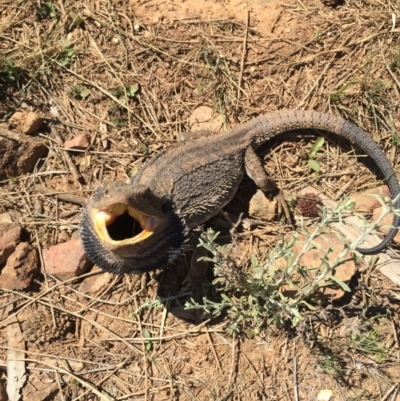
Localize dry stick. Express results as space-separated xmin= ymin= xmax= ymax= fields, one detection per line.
xmin=237 ymin=8 xmax=249 ymax=100
xmin=380 ymin=382 xmax=400 ymax=401
xmin=293 ymin=356 xmax=299 ymax=401
xmin=381 ymin=46 xmax=400 ymax=91
xmin=50 ymin=126 xmax=81 ymax=182
xmin=241 ymin=352 xmax=265 ymax=392
xmin=226 ymin=334 xmax=239 ymax=391
xmin=132 ymin=296 xmax=149 ymax=401
xmin=159 ymin=306 xmax=167 ymax=343
xmin=70 ymin=353 xmax=132 ymax=401
xmin=54 ymin=369 xmax=65 ymax=401
xmin=35 ymin=184 xmax=86 ymax=205
xmin=335 ymin=177 xmax=357 ymax=200
xmin=392 ymin=319 xmax=400 ymax=360
xmin=21 ymin=357 xmax=115 ymax=401
xmin=34 ymin=229 xmax=57 ymax=333
xmin=0 ymin=346 xmax=116 ymax=369
xmin=113 ymin=385 xmax=172 ymax=400
xmin=206 ymin=329 xmax=223 ymax=373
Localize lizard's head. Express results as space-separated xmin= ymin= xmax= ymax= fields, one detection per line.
xmin=80 ymin=181 xmax=187 ymax=274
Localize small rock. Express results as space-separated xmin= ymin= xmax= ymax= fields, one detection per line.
xmin=0 ymin=212 xmax=13 ymax=224
xmin=9 ymin=110 xmax=43 ymax=134
xmin=0 ymin=243 xmax=39 ymax=290
xmin=372 ymin=207 xmax=400 ymax=246
xmin=64 ymin=133 xmax=90 ymax=150
xmin=0 ymin=124 xmax=47 ymax=179
xmin=189 ymin=106 xmax=224 ymax=132
xmin=248 ymin=189 xmax=277 ymax=221
xmin=317 ymin=389 xmax=334 ymax=401
xmin=33 ymin=198 xmax=44 ymax=215
xmin=0 ymin=221 xmax=22 ymax=264
xmin=43 ymin=237 xmax=93 ymax=280
xmin=78 ymin=266 xmax=113 ymax=294
xmin=350 ymin=186 xmax=390 ymax=214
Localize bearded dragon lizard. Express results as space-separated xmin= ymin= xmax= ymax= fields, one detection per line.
xmin=80 ymin=110 xmax=400 ymax=301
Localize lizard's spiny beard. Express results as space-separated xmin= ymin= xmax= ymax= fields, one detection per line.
xmin=80 ymin=203 xmax=188 ymax=274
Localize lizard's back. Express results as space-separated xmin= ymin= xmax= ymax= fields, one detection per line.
xmin=132 ymin=133 xmax=248 ymax=228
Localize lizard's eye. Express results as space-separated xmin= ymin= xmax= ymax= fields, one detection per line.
xmin=161 ymin=200 xmax=172 ymax=215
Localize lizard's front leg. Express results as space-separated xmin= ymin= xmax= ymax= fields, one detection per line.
xmin=244 ymin=145 xmax=292 ymax=223
xmin=186 ymin=232 xmax=209 ymax=323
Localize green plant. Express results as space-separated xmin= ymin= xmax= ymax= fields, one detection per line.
xmin=350 ymin=329 xmax=390 ymax=363
xmin=72 ymin=85 xmax=90 ymax=99
xmin=58 ymin=40 xmax=76 ymax=67
xmin=185 ymin=194 xmax=398 ymax=334
xmin=0 ymin=58 xmax=20 ymax=84
xmin=314 ymin=346 xmax=347 ymax=376
xmin=390 ymin=45 xmax=400 ymax=72
xmin=111 ymin=83 xmax=139 ymax=104
xmin=37 ymin=2 xmax=57 ymax=18
xmin=296 ymin=137 xmax=325 ymax=172
xmin=330 ymin=78 xmax=359 ymax=103
xmin=142 ymin=329 xmax=154 ymax=351
xmin=69 ymin=11 xmax=84 ymax=27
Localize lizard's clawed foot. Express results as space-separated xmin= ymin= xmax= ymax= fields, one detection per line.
xmin=274 ymin=192 xmax=293 ymax=224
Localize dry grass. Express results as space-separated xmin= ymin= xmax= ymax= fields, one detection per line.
xmin=1 ymin=0 xmax=400 ymax=400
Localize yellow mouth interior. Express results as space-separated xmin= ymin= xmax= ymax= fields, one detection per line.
xmin=92 ymin=203 xmax=157 ymax=245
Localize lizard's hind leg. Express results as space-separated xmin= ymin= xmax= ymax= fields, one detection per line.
xmin=244 ymin=145 xmax=292 ymax=223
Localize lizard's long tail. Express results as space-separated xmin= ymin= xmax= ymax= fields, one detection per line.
xmin=247 ymin=110 xmax=400 ymax=255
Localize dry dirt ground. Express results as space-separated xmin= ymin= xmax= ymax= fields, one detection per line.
xmin=1 ymin=0 xmax=400 ymax=400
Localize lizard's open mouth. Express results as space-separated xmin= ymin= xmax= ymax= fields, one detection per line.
xmin=92 ymin=203 xmax=158 ymax=244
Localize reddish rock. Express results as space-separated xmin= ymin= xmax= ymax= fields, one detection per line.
xmin=0 ymin=124 xmax=47 ymax=179
xmin=43 ymin=237 xmax=93 ymax=280
xmin=9 ymin=110 xmax=43 ymax=134
xmin=0 ymin=222 xmax=22 ymax=264
xmin=78 ymin=266 xmax=113 ymax=294
xmin=64 ymin=133 xmax=90 ymax=150
xmin=350 ymin=185 xmax=390 ymax=213
xmin=0 ymin=243 xmax=39 ymax=290
xmin=279 ymin=233 xmax=356 ymax=300
xmin=189 ymin=106 xmax=224 ymax=132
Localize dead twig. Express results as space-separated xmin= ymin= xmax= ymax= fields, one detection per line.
xmin=50 ymin=126 xmax=82 ymax=182
xmin=35 ymin=184 xmax=87 ymax=205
